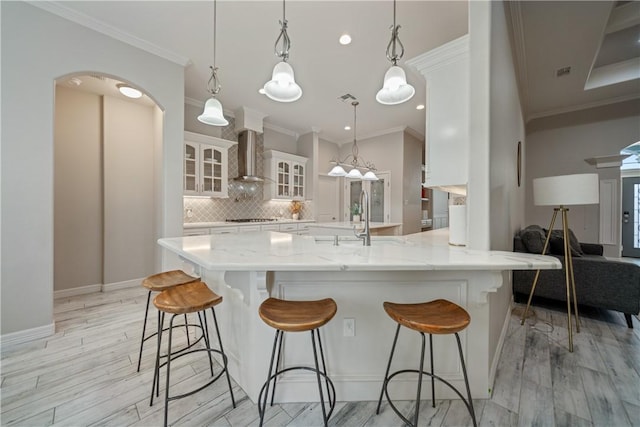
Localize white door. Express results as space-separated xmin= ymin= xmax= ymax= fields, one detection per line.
xmin=317 ymin=175 xmax=341 ymax=222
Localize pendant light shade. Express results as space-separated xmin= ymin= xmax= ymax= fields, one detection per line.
xmin=198 ymin=97 xmax=229 ymax=126
xmin=362 ymin=171 xmax=379 ymax=181
xmin=199 ymin=0 xmax=228 ymax=127
xmin=328 ymin=165 xmax=347 ymax=177
xmin=263 ymin=61 xmax=302 ymax=102
xmin=377 ymin=0 xmax=414 ymax=106
xmin=376 ymin=65 xmax=415 ymax=105
xmin=346 ymin=168 xmax=364 ymax=179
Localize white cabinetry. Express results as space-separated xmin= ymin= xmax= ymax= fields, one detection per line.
xmin=263 ymin=150 xmax=307 ymax=200
xmin=407 ymin=35 xmax=469 ymax=192
xmin=184 ymin=131 xmax=236 ymax=198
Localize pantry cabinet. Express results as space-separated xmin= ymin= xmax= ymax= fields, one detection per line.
xmin=263 ymin=150 xmax=307 ymax=200
xmin=184 ymin=131 xmax=236 ymax=198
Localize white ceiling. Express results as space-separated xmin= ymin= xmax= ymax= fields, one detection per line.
xmin=48 ymin=1 xmax=639 ymax=142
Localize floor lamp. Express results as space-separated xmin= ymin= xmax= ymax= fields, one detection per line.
xmin=520 ymin=173 xmax=599 ymax=352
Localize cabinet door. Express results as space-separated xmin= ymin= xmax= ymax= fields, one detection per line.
xmin=292 ymin=163 xmax=304 ymax=199
xmin=184 ymin=143 xmax=199 ymax=195
xmin=200 ymin=145 xmax=224 ymax=196
xmin=277 ymin=161 xmax=290 ymax=198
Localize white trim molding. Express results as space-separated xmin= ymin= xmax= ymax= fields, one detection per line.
xmin=599 ymin=179 xmax=618 ymax=245
xmin=29 ymin=1 xmax=191 ymax=67
xmin=1 ymin=323 xmax=55 ymax=347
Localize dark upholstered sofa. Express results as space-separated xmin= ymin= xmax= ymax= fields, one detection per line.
xmin=512 ymin=225 xmax=640 ymax=328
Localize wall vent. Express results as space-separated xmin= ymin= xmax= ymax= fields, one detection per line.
xmin=556 ymin=66 xmax=571 ymax=77
xmin=339 ymin=93 xmax=356 ymax=102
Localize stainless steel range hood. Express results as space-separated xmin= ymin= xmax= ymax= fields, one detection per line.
xmin=235 ymin=130 xmax=263 ymax=182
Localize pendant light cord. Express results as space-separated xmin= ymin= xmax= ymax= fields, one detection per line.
xmin=207 ymin=0 xmax=221 ymax=96
xmin=274 ymin=0 xmax=291 ymax=61
xmin=386 ymin=0 xmax=405 ymax=65
xmin=351 ymin=101 xmax=359 ymax=164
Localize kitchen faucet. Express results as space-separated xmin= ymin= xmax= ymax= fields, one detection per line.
xmin=354 ymin=189 xmax=371 ymax=246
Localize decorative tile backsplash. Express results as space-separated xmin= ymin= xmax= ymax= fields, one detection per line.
xmin=183 ymin=116 xmax=313 ymax=223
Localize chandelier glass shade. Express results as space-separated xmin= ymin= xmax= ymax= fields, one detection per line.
xmin=262 ymin=0 xmax=302 ymax=103
xmin=328 ymin=100 xmax=378 ymax=181
xmin=376 ymin=0 xmax=415 ymax=106
xmin=198 ymin=0 xmax=228 ymax=126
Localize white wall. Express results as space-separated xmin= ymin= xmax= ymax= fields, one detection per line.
xmin=264 ymin=127 xmax=298 ymax=153
xmin=54 ymin=86 xmax=103 ymax=291
xmin=486 ymin=0 xmax=526 ymax=378
xmin=1 ymin=2 xmax=185 ymax=337
xmin=525 ymin=99 xmax=640 ymax=256
xmin=403 ymin=131 xmax=424 ymax=234
xmin=103 ymin=96 xmax=156 ymax=285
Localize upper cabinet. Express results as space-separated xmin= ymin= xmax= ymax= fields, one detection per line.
xmin=407 ymin=35 xmax=469 ymax=193
xmin=263 ymin=150 xmax=308 ymax=200
xmin=184 ymin=131 xmax=237 ymax=198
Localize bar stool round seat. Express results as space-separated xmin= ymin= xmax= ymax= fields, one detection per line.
xmin=150 ymin=281 xmax=235 ymax=427
xmin=376 ymin=299 xmax=477 ymax=427
xmin=136 ymin=270 xmax=199 ymax=372
xmin=257 ymin=297 xmax=337 ymax=427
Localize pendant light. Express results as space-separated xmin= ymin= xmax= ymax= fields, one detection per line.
xmin=198 ymin=0 xmax=229 ymax=126
xmin=376 ymin=0 xmax=415 ymax=106
xmin=328 ymin=101 xmax=378 ymax=181
xmin=261 ymin=0 xmax=302 ymax=103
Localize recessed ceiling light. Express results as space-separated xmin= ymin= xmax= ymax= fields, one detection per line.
xmin=68 ymin=77 xmax=82 ymax=86
xmin=339 ymin=34 xmax=352 ymax=45
xmin=117 ymin=83 xmax=142 ymax=99
xmin=344 ymin=125 xmax=351 ymax=130
xmin=416 ymin=104 xmax=425 ymax=110
xmin=258 ymin=88 xmax=266 ymax=94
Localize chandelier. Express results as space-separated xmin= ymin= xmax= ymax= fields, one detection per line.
xmin=328 ymin=101 xmax=378 ymax=181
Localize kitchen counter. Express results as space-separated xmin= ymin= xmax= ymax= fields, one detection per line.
xmin=158 ymin=229 xmax=560 ymax=404
xmin=184 ymin=219 xmax=315 ymax=229
xmin=307 ymin=221 xmax=402 ymax=236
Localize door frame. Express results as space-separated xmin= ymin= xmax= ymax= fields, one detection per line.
xmin=343 ymin=171 xmax=391 ymax=222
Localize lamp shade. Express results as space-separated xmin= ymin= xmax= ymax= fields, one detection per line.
xmin=362 ymin=171 xmax=379 ymax=181
xmin=263 ymin=61 xmax=302 ymax=103
xmin=346 ymin=168 xmax=363 ymax=179
xmin=533 ymin=173 xmax=599 ymax=206
xmin=198 ymin=97 xmax=229 ymax=126
xmin=376 ymin=65 xmax=415 ymax=105
xmin=328 ymin=165 xmax=347 ymax=177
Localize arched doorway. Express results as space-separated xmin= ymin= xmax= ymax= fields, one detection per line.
xmin=621 ymin=142 xmax=640 ymax=258
xmin=54 ymin=73 xmax=163 ymax=296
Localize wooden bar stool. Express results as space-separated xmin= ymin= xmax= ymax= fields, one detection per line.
xmin=376 ymin=299 xmax=477 ymax=427
xmin=258 ymin=297 xmax=337 ymax=427
xmin=136 ymin=270 xmax=199 ymax=371
xmin=150 ymin=280 xmax=235 ymax=427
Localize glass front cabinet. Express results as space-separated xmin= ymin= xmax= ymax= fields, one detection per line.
xmin=263 ymin=150 xmax=308 ymax=200
xmin=184 ymin=131 xmax=237 ymax=198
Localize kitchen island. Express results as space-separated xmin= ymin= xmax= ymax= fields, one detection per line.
xmin=158 ymin=229 xmax=559 ymax=404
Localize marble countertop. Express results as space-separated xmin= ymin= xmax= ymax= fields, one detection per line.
xmin=159 ymin=228 xmax=561 ymax=272
xmin=184 ymin=219 xmax=316 ymax=229
xmin=309 ymin=221 xmax=402 ymax=229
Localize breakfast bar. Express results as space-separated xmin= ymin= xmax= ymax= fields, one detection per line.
xmin=158 ymin=229 xmax=560 ymax=404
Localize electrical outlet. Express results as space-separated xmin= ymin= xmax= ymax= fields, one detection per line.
xmin=185 ymin=208 xmax=193 ymax=218
xmin=343 ymin=318 xmax=355 ymax=337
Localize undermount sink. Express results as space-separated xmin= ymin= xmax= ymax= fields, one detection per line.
xmin=312 ymin=236 xmax=407 ymax=246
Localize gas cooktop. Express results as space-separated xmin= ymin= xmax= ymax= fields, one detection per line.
xmin=225 ymin=218 xmax=277 ymax=223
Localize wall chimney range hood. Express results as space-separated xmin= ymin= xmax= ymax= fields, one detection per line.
xmin=235 ymin=130 xmax=263 ymax=182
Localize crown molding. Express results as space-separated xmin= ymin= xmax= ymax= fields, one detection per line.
xmin=263 ymin=122 xmax=299 ymax=140
xmin=335 ymin=125 xmax=423 ymax=146
xmin=406 ymin=34 xmax=469 ymax=76
xmin=526 ymin=93 xmax=640 ymax=123
xmin=29 ymin=1 xmax=191 ymax=67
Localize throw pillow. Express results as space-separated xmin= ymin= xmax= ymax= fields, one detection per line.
xmin=546 ymin=229 xmax=582 ymax=257
xmin=520 ymin=225 xmax=546 ymax=254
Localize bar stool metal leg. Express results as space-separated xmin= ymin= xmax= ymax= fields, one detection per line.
xmin=429 ymin=333 xmax=435 ymax=408
xmin=456 ymin=332 xmax=477 ymax=426
xmin=259 ymin=329 xmax=282 ymax=426
xmin=137 ymin=290 xmax=152 ymax=372
xmin=376 ymin=323 xmax=401 ymax=414
xmin=210 ymin=306 xmax=236 ymax=408
xmin=311 ymin=329 xmax=328 ymax=426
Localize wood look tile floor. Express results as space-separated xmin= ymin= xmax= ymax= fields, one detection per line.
xmin=1 ymin=286 xmax=639 ymax=426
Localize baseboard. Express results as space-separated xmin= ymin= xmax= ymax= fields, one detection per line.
xmin=488 ymin=303 xmax=512 ymax=396
xmin=1 ymin=322 xmax=55 ymax=348
xmin=102 ymin=278 xmax=141 ymax=292
xmin=54 ymin=283 xmax=102 ymax=299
